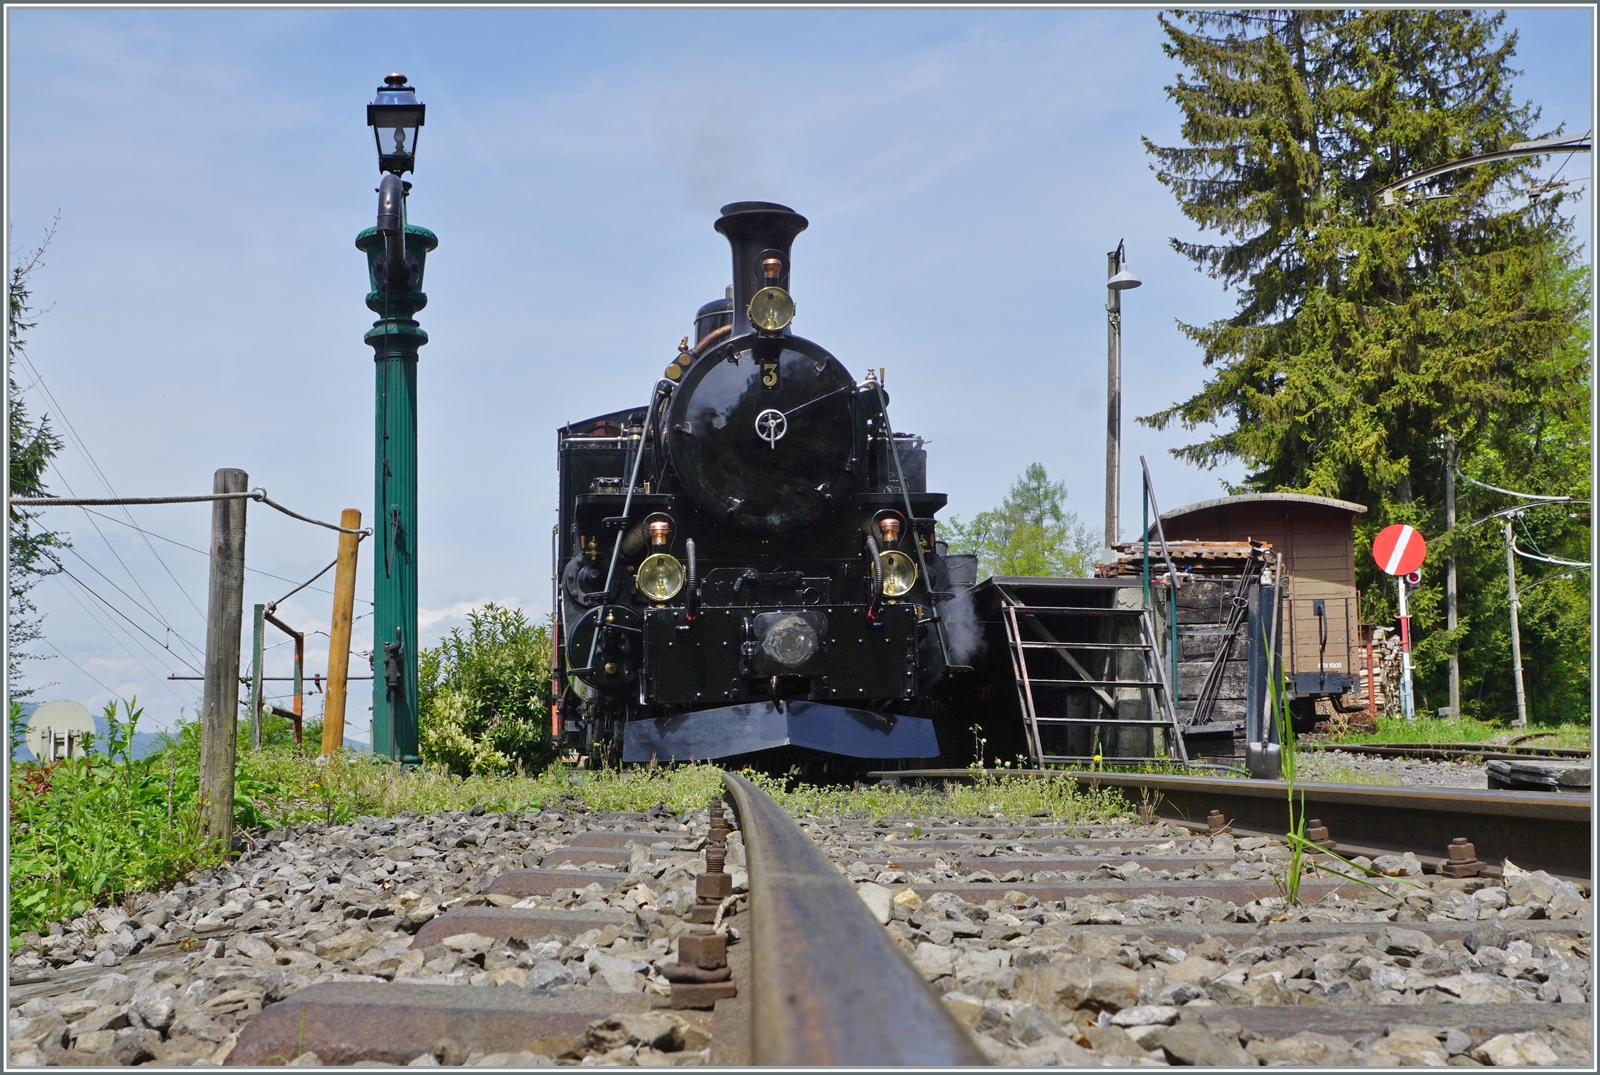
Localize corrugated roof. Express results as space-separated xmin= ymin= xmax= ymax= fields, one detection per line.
xmin=1160 ymin=492 xmax=1368 ymax=521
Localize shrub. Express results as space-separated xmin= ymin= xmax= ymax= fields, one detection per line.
xmin=417 ymin=604 xmax=556 ymax=777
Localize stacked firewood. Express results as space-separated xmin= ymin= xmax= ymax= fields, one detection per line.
xmin=1094 ymin=539 xmax=1273 ymax=579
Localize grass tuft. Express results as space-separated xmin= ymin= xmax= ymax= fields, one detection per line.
xmin=1320 ymin=716 xmax=1591 ymax=748
xmin=10 ymin=719 xmax=1133 ymax=944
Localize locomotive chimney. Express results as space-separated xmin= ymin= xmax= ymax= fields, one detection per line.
xmin=715 ymin=201 xmax=808 ymax=338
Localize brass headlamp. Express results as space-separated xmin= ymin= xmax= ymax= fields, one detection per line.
xmin=749 ymin=255 xmax=794 ymax=334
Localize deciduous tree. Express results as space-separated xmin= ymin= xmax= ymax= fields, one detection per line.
xmin=944 ymin=463 xmax=1097 ymax=578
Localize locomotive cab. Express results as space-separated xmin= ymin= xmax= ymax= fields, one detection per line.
xmin=553 ymin=202 xmax=959 ymax=768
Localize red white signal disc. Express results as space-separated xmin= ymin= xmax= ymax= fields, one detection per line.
xmin=1372 ymin=524 xmax=1427 ymax=576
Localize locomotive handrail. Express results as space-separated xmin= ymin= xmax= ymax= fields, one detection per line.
xmin=721 ymin=772 xmax=988 ymax=1066
xmin=588 ymin=384 xmax=671 ymax=678
xmin=870 ymin=380 xmax=964 ymax=671
xmin=778 ymin=382 xmax=857 ymax=422
xmin=864 ymin=536 xmax=885 ymax=621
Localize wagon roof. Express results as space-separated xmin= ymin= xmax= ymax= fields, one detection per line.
xmin=1160 ymin=492 xmax=1368 ymax=521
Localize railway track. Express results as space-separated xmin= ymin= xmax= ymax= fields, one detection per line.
xmin=6 ymin=773 xmax=1593 ymax=1067
xmin=1303 ymin=741 xmax=1591 ymax=763
xmin=870 ymin=769 xmax=1592 ymax=878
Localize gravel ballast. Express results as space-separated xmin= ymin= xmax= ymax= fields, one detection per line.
xmin=7 ymin=798 xmax=1592 ymax=1067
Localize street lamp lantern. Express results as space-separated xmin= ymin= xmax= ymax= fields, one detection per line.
xmin=1108 ymin=263 xmax=1142 ymax=291
xmin=367 ymin=73 xmax=425 ymax=175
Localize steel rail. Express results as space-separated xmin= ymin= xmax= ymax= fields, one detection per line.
xmin=720 ymin=772 xmax=987 ymax=1066
xmin=865 ymin=769 xmax=1590 ymax=877
xmin=1306 ymin=741 xmax=1590 ymax=762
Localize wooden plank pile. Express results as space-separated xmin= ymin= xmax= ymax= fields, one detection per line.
xmin=1094 ymin=539 xmax=1273 ymax=579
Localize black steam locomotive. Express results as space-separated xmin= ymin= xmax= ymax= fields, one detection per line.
xmin=553 ymin=202 xmax=966 ymax=768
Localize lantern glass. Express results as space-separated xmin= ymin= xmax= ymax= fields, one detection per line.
xmin=368 ymin=75 xmax=425 ymax=174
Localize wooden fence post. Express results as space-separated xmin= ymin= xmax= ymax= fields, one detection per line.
xmin=321 ymin=508 xmax=362 ymax=756
xmin=199 ymin=468 xmax=248 ymax=851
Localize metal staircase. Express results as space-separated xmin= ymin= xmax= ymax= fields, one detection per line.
xmin=996 ymin=581 xmax=1190 ymax=767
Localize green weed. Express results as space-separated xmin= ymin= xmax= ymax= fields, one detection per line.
xmin=10 ymin=706 xmax=1133 ymax=944
xmin=1269 ymin=664 xmax=1418 ymax=905
xmin=8 ymin=699 xmax=223 ymax=941
xmin=1320 ymin=715 xmax=1590 ymax=748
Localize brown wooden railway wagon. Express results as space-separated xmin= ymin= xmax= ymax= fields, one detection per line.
xmin=1157 ymin=493 xmax=1367 ymax=727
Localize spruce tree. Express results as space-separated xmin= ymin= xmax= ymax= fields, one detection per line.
xmin=1142 ymin=10 xmax=1589 ymax=723
xmin=7 ymin=222 xmax=68 ymax=699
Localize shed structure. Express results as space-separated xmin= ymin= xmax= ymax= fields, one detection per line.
xmin=1157 ymin=494 xmax=1367 ymax=722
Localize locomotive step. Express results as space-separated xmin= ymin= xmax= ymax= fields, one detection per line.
xmin=1005 ymin=605 xmax=1146 ymax=616
xmin=1030 ymin=715 xmax=1175 ymax=723
xmin=1015 ymin=640 xmax=1150 ymax=649
xmin=1019 ymin=679 xmax=1168 ymax=690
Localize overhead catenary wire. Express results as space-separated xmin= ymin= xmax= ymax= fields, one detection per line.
xmin=13 ymin=344 xmax=211 ymax=623
xmin=18 ymin=491 xmax=372 ymax=701
xmin=1518 ymin=569 xmax=1588 ymax=596
xmin=40 ymin=638 xmax=128 ymax=703
xmin=10 ymin=487 xmax=373 ymax=536
xmin=51 ymin=574 xmax=185 ymax=693
xmin=38 ymin=466 xmax=206 ymax=657
xmin=58 ymin=543 xmax=207 ymax=664
xmin=73 ymin=507 xmax=374 ymax=606
xmin=1452 ymin=466 xmax=1582 ymax=503
xmin=54 ymin=566 xmax=205 ymax=677
xmin=47 ymin=576 xmax=193 ymax=705
xmin=8 ymin=273 xmax=361 ymax=715
xmin=1510 ymin=541 xmax=1591 ymax=570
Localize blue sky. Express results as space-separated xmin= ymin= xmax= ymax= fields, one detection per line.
xmin=7 ymin=5 xmax=1593 ymax=735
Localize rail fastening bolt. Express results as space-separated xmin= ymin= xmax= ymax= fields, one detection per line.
xmin=1441 ymin=836 xmax=1486 ymax=878
xmin=663 ymin=926 xmax=737 ymax=1009
xmin=692 ymin=798 xmax=734 ymax=923
xmin=1207 ymin=809 xmax=1228 ymax=834
xmin=677 ymin=928 xmax=728 ymax=971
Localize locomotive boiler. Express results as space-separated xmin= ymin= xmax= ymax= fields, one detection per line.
xmin=553 ymin=201 xmax=964 ymax=768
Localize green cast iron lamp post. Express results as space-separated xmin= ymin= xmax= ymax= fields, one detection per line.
xmin=358 ymin=73 xmax=435 ymax=764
